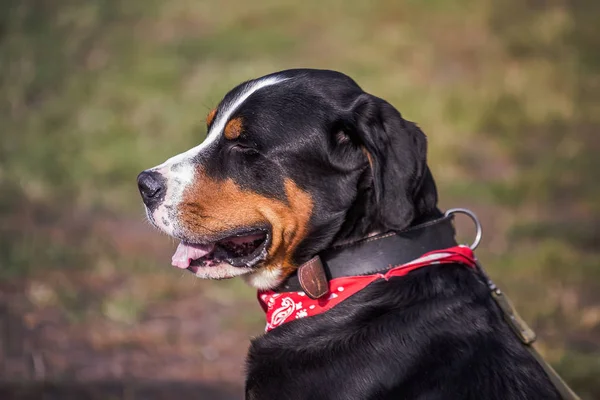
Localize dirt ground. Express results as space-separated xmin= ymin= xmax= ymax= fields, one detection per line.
xmin=0 ymin=218 xmax=263 ymax=399
xmin=0 ymin=283 xmax=254 ymax=399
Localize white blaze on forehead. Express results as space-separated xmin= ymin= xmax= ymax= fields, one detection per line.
xmin=210 ymin=76 xmax=289 ymax=145
xmin=152 ymin=75 xmax=289 ymax=171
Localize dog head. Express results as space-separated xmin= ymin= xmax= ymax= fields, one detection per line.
xmin=137 ymin=69 xmax=438 ymax=289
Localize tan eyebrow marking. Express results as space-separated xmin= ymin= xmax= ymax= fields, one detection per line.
xmin=224 ymin=117 xmax=243 ymax=140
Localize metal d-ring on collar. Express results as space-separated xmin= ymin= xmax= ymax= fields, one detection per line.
xmin=445 ymin=208 xmax=482 ymax=250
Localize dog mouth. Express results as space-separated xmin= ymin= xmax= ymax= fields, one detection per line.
xmin=171 ymin=230 xmax=270 ymax=273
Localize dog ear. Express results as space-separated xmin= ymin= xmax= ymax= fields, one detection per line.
xmin=348 ymin=93 xmax=438 ymax=231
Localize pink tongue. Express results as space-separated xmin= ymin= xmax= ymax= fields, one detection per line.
xmin=171 ymin=242 xmax=214 ymax=269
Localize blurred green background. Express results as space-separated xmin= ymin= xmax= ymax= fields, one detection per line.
xmin=1 ymin=0 xmax=599 ymax=398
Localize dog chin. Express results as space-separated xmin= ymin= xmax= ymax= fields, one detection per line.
xmin=190 ymin=262 xmax=284 ymax=291
xmin=243 ymin=268 xmax=284 ymax=290
xmin=190 ymin=263 xmax=255 ymax=280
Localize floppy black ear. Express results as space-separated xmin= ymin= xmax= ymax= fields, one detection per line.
xmin=349 ymin=93 xmax=438 ymax=231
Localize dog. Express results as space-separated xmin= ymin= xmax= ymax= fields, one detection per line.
xmin=137 ymin=69 xmax=563 ymax=399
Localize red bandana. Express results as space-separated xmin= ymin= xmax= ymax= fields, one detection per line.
xmin=258 ymin=245 xmax=477 ymax=332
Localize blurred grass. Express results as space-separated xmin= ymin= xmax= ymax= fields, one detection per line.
xmin=1 ymin=0 xmax=599 ymax=397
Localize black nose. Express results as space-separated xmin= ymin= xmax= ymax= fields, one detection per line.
xmin=137 ymin=170 xmax=165 ymax=208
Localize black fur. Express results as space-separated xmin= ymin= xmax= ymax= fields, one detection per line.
xmin=146 ymin=69 xmax=561 ymax=399
xmin=220 ymin=70 xmax=560 ymax=399
xmin=247 ymin=266 xmax=559 ymax=399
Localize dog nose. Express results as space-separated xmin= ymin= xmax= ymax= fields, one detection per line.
xmin=137 ymin=170 xmax=165 ymax=207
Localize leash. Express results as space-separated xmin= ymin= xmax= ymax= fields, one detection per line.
xmin=263 ymin=208 xmax=580 ymax=400
xmin=450 ymin=209 xmax=581 ymax=400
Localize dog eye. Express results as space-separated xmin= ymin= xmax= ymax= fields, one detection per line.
xmin=229 ymin=143 xmax=257 ymax=154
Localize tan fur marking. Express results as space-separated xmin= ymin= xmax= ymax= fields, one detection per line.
xmin=361 ymin=146 xmax=374 ymax=170
xmin=206 ymin=108 xmax=217 ymax=127
xmin=179 ymin=171 xmax=313 ymax=278
xmin=224 ymin=117 xmax=243 ymax=140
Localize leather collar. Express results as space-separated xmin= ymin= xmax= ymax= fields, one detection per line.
xmin=274 ymin=215 xmax=458 ymax=299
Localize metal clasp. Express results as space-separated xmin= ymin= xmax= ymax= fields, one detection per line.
xmin=444 ymin=208 xmax=482 ymax=250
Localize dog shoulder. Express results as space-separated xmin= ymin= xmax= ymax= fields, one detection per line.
xmin=245 ymin=267 xmax=561 ymax=400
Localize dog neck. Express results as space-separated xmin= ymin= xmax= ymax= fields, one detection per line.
xmin=257 ymin=214 xmax=475 ymax=331
xmin=258 ymin=244 xmax=477 ymax=332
